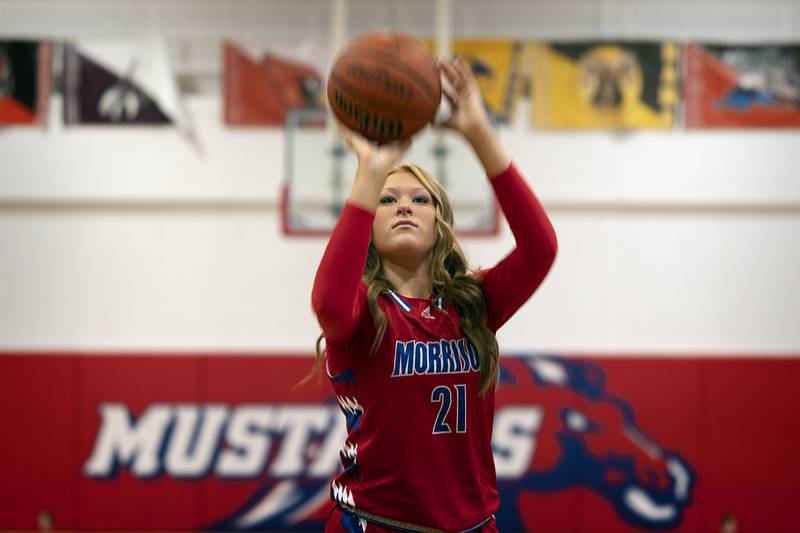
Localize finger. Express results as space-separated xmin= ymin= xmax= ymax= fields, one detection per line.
xmin=439 ymin=65 xmax=460 ymax=103
xmin=438 ymin=58 xmax=466 ymax=89
xmin=337 ymin=122 xmax=370 ymax=154
xmin=335 ymin=121 xmax=350 ymax=136
xmin=438 ymin=59 xmax=464 ymax=88
xmin=336 ymin=122 xmax=363 ymax=144
xmin=397 ymin=137 xmax=412 ymax=155
xmin=437 ymin=57 xmax=454 ymax=76
xmin=388 ymin=142 xmax=412 ymax=169
xmin=457 ymin=57 xmax=481 ymax=93
xmin=386 ymin=137 xmax=412 ymax=159
xmin=336 ymin=122 xmax=357 ymax=147
xmin=435 ymin=117 xmax=455 ymax=131
xmin=449 ymin=56 xmax=471 ymax=88
xmin=449 ymin=57 xmax=478 ymax=94
xmin=441 ymin=82 xmax=459 ymax=108
xmin=455 ymin=55 xmax=474 ymax=79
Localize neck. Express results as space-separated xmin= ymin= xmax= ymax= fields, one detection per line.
xmin=382 ymin=256 xmax=432 ymax=299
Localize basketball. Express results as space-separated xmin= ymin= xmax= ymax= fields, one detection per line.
xmin=327 ymin=31 xmax=441 ymax=143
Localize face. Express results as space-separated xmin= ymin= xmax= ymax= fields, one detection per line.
xmin=372 ymin=171 xmax=437 ymax=266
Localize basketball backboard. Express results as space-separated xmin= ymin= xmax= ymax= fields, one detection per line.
xmin=282 ymin=109 xmax=499 ymax=236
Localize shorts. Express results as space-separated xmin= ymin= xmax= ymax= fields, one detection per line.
xmin=325 ymin=505 xmax=499 ymax=533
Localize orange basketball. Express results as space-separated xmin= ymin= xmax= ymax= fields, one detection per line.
xmin=327 ymin=32 xmax=441 ymax=143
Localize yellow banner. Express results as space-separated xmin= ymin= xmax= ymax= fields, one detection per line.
xmin=452 ymin=39 xmax=524 ymax=124
xmin=427 ymin=39 xmax=525 ymax=124
xmin=530 ymin=41 xmax=678 ymax=129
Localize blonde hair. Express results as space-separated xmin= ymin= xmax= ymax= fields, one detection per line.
xmin=311 ymin=164 xmax=499 ymax=395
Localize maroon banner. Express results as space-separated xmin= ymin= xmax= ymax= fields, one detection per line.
xmin=1 ymin=353 xmax=798 ymax=532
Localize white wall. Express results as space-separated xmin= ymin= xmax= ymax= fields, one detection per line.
xmin=1 ymin=0 xmax=799 ymax=354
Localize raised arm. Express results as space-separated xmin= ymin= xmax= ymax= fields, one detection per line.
xmin=479 ymin=163 xmax=557 ymax=330
xmin=311 ymin=202 xmax=373 ymax=342
xmin=438 ymin=57 xmax=511 ymax=177
xmin=439 ymin=57 xmax=557 ymax=331
xmin=311 ymin=125 xmax=410 ymax=342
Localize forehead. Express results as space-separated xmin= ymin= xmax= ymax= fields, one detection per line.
xmin=384 ymin=171 xmax=425 ymax=190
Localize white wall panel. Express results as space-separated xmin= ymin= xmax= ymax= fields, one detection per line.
xmin=2 ymin=99 xmax=798 ymax=207
xmin=1 ymin=207 xmax=798 ymax=352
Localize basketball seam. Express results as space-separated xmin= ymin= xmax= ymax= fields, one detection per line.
xmin=330 ymin=73 xmax=435 ymax=122
xmin=342 ymin=46 xmax=440 ymax=104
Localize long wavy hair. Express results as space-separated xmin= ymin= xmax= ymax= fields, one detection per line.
xmin=312 ymin=164 xmax=499 ymax=395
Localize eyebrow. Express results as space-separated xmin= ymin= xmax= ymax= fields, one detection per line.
xmin=382 ymin=187 xmax=430 ymax=195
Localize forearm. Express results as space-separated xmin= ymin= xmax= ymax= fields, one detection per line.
xmin=491 ymin=164 xmax=557 ymax=259
xmin=347 ymin=168 xmax=385 ymax=212
xmin=465 ymin=123 xmax=511 ymax=178
xmin=337 ymin=123 xmax=410 ymax=212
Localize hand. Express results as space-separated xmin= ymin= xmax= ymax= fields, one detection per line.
xmin=337 ymin=122 xmax=412 ymax=211
xmin=337 ymin=122 xmax=411 ymax=182
xmin=437 ymin=57 xmax=492 ymax=143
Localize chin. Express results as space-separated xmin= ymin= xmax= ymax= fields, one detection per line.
xmin=382 ymin=239 xmax=433 ymax=261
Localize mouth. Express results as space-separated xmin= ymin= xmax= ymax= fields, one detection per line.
xmin=392 ymin=220 xmax=418 ymax=229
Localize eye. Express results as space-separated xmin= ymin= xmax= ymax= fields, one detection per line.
xmin=379 ymin=195 xmax=396 ymax=204
xmin=413 ymin=195 xmax=431 ymax=204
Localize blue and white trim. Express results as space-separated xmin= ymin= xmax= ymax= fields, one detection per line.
xmin=386 ymin=290 xmax=412 ymax=312
xmin=386 ymin=290 xmax=444 ymax=313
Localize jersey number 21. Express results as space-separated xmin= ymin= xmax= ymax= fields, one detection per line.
xmin=431 ymin=384 xmax=467 ymax=434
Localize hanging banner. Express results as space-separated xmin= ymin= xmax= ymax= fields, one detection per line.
xmin=224 ymin=41 xmax=327 ymax=126
xmin=424 ymin=38 xmax=525 ymax=125
xmin=0 ymin=40 xmax=50 ymax=126
xmin=530 ymin=41 xmax=678 ymax=129
xmin=685 ymin=42 xmax=800 ymax=127
xmin=2 ymin=352 xmax=799 ymax=532
xmin=62 ymin=37 xmax=189 ymax=131
xmin=451 ymin=39 xmax=525 ymax=124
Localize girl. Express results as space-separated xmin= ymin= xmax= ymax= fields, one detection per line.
xmin=312 ymin=57 xmax=558 ymax=533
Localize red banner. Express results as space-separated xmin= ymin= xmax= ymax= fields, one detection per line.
xmin=0 ymin=40 xmax=50 ymax=126
xmin=223 ymin=42 xmax=325 ymax=126
xmin=685 ymin=42 xmax=800 ymax=128
xmin=1 ymin=353 xmax=798 ymax=532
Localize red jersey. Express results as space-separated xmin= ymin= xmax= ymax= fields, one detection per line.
xmin=312 ymin=163 xmax=557 ymax=532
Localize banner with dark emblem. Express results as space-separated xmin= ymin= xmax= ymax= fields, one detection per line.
xmin=685 ymin=42 xmax=800 ymax=128
xmin=224 ymin=41 xmax=326 ymax=126
xmin=0 ymin=40 xmax=50 ymax=126
xmin=530 ymin=41 xmax=679 ymax=129
xmin=451 ymin=39 xmax=525 ymax=125
xmin=62 ymin=38 xmax=187 ymax=128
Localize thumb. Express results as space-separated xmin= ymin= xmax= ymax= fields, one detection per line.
xmin=435 ymin=116 xmax=457 ymax=131
xmin=389 ymin=138 xmax=412 ymax=162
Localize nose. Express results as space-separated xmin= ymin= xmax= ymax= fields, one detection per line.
xmin=396 ymin=200 xmax=412 ymax=216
